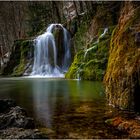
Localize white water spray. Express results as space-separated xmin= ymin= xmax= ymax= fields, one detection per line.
xmin=30 ymin=24 xmax=71 ymax=77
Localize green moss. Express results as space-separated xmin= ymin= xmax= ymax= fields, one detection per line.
xmin=81 ymin=59 xmax=105 ymax=81
xmin=2 ymin=39 xmax=33 ymax=76
xmin=12 ymin=40 xmax=33 ymax=76
xmin=65 ymin=50 xmax=85 ymax=79
xmin=66 ymin=26 xmax=114 ymax=80
xmin=12 ymin=59 xmax=25 ymax=76
xmin=104 ymin=5 xmax=140 ymax=111
xmin=84 ymin=45 xmax=98 ymax=62
xmin=74 ymin=20 xmax=90 ymax=52
xmin=81 ymin=60 xmax=97 ymax=80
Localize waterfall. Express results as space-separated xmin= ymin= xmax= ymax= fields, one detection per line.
xmin=99 ymin=28 xmax=108 ymax=39
xmin=31 ymin=24 xmax=71 ymax=77
xmin=62 ymin=28 xmax=71 ymax=72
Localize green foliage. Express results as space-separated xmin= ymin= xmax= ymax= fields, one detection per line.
xmin=81 ymin=59 xmax=106 ymax=81
xmin=73 ymin=19 xmax=90 ymax=52
xmin=65 ymin=50 xmax=85 ymax=79
xmin=66 ymin=26 xmax=115 ymax=81
xmin=104 ymin=6 xmax=140 ymax=111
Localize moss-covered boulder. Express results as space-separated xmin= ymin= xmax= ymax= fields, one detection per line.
xmin=2 ymin=39 xmax=34 ymax=76
xmin=65 ymin=50 xmax=84 ymax=79
xmin=65 ymin=26 xmax=115 ymax=80
xmin=104 ymin=2 xmax=140 ymax=112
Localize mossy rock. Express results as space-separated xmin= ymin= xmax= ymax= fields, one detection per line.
xmin=80 ymin=60 xmax=105 ymax=81
xmin=104 ymin=4 xmax=140 ymax=111
xmin=73 ymin=19 xmax=90 ymax=52
xmin=65 ymin=50 xmax=85 ymax=79
xmin=65 ymin=9 xmax=117 ymax=80
xmin=66 ymin=26 xmax=114 ymax=80
xmin=12 ymin=59 xmax=26 ymax=77
xmin=2 ymin=39 xmax=34 ymax=76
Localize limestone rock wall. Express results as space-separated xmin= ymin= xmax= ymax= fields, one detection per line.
xmin=104 ymin=2 xmax=140 ymax=112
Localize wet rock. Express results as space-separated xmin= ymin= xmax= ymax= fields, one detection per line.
xmin=0 ymin=128 xmax=48 ymax=139
xmin=23 ymin=61 xmax=33 ymax=76
xmin=131 ymin=128 xmax=140 ymax=138
xmin=105 ymin=117 xmax=122 ymax=127
xmin=105 ymin=116 xmax=140 ymax=138
xmin=135 ymin=32 xmax=140 ymax=44
xmin=104 ymin=2 xmax=140 ymax=112
xmin=0 ymin=106 xmax=35 ymax=129
xmin=2 ymin=39 xmax=34 ymax=76
xmin=0 ymin=99 xmax=48 ymax=138
xmin=0 ymin=99 xmax=16 ymax=113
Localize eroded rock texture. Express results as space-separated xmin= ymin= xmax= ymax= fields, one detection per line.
xmin=104 ymin=2 xmax=140 ymax=112
xmin=0 ymin=99 xmax=48 ymax=139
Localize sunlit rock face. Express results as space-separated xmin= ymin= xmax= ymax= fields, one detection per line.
xmin=104 ymin=2 xmax=140 ymax=112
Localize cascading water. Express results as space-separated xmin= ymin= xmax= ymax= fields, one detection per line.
xmin=84 ymin=28 xmax=108 ymax=60
xmin=30 ymin=24 xmax=71 ymax=77
xmin=62 ymin=28 xmax=71 ymax=72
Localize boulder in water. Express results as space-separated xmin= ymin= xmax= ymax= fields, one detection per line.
xmin=0 ymin=99 xmax=48 ymax=138
xmin=0 ymin=106 xmax=35 ymax=129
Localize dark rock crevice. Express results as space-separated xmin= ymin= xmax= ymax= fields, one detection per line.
xmin=133 ymin=74 xmax=140 ymax=113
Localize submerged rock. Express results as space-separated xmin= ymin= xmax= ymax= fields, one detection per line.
xmin=105 ymin=116 xmax=140 ymax=138
xmin=0 ymin=106 xmax=35 ymax=129
xmin=0 ymin=99 xmax=48 ymax=139
xmin=0 ymin=128 xmax=48 ymax=139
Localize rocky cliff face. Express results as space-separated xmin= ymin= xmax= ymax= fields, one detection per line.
xmin=104 ymin=2 xmax=140 ymax=112
xmin=2 ymin=2 xmax=122 ymax=77
xmin=66 ymin=2 xmax=122 ymax=80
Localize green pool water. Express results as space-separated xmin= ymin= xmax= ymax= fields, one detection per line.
xmin=0 ymin=77 xmax=128 ymax=138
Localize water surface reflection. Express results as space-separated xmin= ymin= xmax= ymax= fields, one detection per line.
xmin=32 ymin=79 xmax=70 ymax=127
xmin=0 ymin=78 xmax=128 ymax=138
xmin=0 ymin=78 xmax=104 ymax=128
